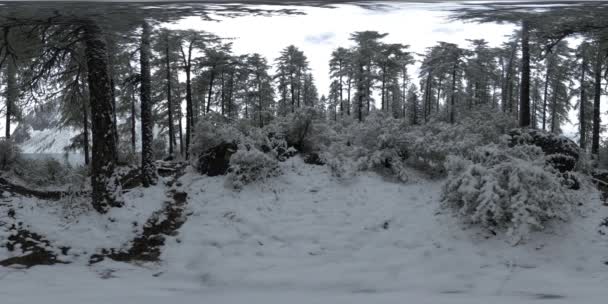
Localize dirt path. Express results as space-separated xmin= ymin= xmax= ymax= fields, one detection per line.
xmin=90 ymin=161 xmax=189 ymax=264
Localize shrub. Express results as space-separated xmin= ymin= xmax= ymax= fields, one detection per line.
xmin=152 ymin=136 xmax=168 ymax=160
xmin=442 ymin=142 xmax=578 ymax=242
xmin=0 ymin=139 xmax=21 ymax=171
xmin=117 ymin=142 xmax=139 ymax=165
xmin=270 ymin=107 xmax=334 ymax=154
xmin=225 ymin=146 xmax=282 ymax=190
xmin=12 ymin=157 xmax=81 ymax=187
xmin=189 ymin=117 xmax=245 ymax=158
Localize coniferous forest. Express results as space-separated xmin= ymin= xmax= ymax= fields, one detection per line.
xmin=1 ymin=1 xmax=608 ymax=302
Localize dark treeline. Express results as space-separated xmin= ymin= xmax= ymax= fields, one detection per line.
xmin=1 ymin=2 xmax=608 ymax=214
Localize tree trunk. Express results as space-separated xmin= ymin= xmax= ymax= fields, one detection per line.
xmin=220 ymin=71 xmax=225 ymax=116
xmin=206 ymin=68 xmax=216 ymax=114
xmin=5 ymin=58 xmax=16 ymax=139
xmin=592 ymin=44 xmax=603 ymax=156
xmin=140 ymin=21 xmax=156 ymax=187
xmin=257 ymin=72 xmax=263 ymax=128
xmin=346 ymin=77 xmax=351 ymax=116
xmin=450 ymin=63 xmax=457 ymax=124
xmin=381 ymin=66 xmax=386 ymax=111
xmin=165 ymin=37 xmax=174 ymax=157
xmin=519 ymin=19 xmax=531 ymax=127
xmin=339 ymin=60 xmax=344 ymax=117
xmin=551 ymin=83 xmax=558 ymax=133
xmin=130 ymin=90 xmax=136 ymax=153
xmin=83 ymin=20 xmax=120 ymax=213
xmin=178 ymin=101 xmax=184 ymax=156
xmin=82 ymin=99 xmax=90 ymax=166
xmin=185 ymin=65 xmax=192 ymax=160
xmin=542 ymin=62 xmax=550 ymax=131
xmin=579 ymin=46 xmax=588 ymax=149
xmin=357 ymin=63 xmax=364 ymax=122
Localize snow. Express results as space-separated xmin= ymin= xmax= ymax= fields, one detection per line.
xmin=0 ymin=177 xmax=167 ymax=262
xmin=1 ymin=157 xmax=607 ymax=302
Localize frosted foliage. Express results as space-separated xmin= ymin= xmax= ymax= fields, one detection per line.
xmin=226 ymin=147 xmax=282 ymax=190
xmin=189 ymin=119 xmax=245 ymax=155
xmin=442 ymin=142 xmax=578 ymax=241
xmin=0 ymin=139 xmax=21 ymax=171
xmin=403 ymin=108 xmax=517 ymax=175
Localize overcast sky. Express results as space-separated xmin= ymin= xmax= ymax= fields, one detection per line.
xmin=166 ymin=3 xmax=516 ymax=99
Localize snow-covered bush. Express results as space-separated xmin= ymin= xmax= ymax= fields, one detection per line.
xmin=348 ymin=111 xmax=410 ymax=181
xmin=0 ymin=139 xmax=21 ymax=171
xmin=152 ymin=137 xmax=168 ymax=160
xmin=189 ymin=118 xmax=245 ymax=158
xmin=225 ymin=146 xmax=282 ymax=190
xmin=12 ymin=157 xmax=80 ymax=187
xmin=270 ymin=107 xmax=334 ymax=154
xmin=442 ymin=141 xmax=578 ymax=242
xmin=404 ymin=107 xmax=517 ymax=176
xmin=117 ymin=142 xmax=139 ymax=165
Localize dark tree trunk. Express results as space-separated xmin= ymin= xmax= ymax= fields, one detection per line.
xmin=206 ymin=68 xmax=216 ymax=114
xmin=450 ymin=63 xmax=457 ymax=124
xmin=165 ymin=38 xmax=174 ymax=156
xmin=592 ymin=44 xmax=603 ymax=156
xmin=257 ymin=73 xmax=263 ymax=127
xmin=130 ymin=90 xmax=136 ymax=153
xmin=339 ymin=60 xmax=344 ymax=116
xmin=542 ymin=62 xmax=550 ymax=131
xmin=436 ymin=77 xmax=442 ymax=113
xmin=519 ymin=19 xmax=531 ymax=127
xmin=381 ymin=65 xmax=387 ymax=111
xmin=290 ymin=73 xmax=295 ymax=113
xmin=220 ymin=71 xmax=225 ymax=116
xmin=83 ymin=20 xmax=120 ymax=213
xmin=551 ymin=83 xmax=558 ymax=133
xmin=82 ymin=100 xmax=90 ymax=166
xmin=5 ymin=58 xmax=16 ymax=139
xmin=140 ymin=21 xmax=156 ymax=187
xmin=357 ymin=63 xmax=364 ymax=122
xmin=579 ymin=45 xmax=588 ymax=148
xmin=178 ymin=102 xmax=184 ymax=156
xmin=346 ymin=77 xmax=351 ymax=116
xmin=185 ymin=66 xmax=192 ymax=159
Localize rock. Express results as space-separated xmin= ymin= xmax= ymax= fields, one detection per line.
xmin=196 ymin=142 xmax=238 ymax=176
xmin=507 ymin=128 xmax=579 ymax=172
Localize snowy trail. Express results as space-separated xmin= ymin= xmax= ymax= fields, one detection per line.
xmin=1 ymin=157 xmax=607 ymax=303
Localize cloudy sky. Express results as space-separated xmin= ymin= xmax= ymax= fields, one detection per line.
xmin=167 ymin=2 xmax=516 ymax=99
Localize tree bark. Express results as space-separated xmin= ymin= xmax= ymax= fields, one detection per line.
xmin=140 ymin=21 xmax=156 ymax=187
xmin=83 ymin=20 xmax=120 ymax=213
xmin=5 ymin=58 xmax=16 ymax=139
xmin=82 ymin=99 xmax=90 ymax=166
xmin=206 ymin=68 xmax=216 ymax=114
xmin=130 ymin=90 xmax=136 ymax=153
xmin=165 ymin=36 xmax=174 ymax=157
xmin=450 ymin=63 xmax=457 ymax=124
xmin=184 ymin=46 xmax=193 ymax=160
xmin=579 ymin=45 xmax=588 ymax=148
xmin=592 ymin=44 xmax=603 ymax=156
xmin=542 ymin=62 xmax=550 ymax=131
xmin=519 ymin=19 xmax=531 ymax=127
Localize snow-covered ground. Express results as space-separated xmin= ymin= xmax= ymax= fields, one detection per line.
xmin=1 ymin=157 xmax=607 ymax=303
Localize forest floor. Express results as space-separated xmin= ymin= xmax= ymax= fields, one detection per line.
xmin=0 ymin=157 xmax=607 ymax=303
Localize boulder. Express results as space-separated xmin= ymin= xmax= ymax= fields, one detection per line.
xmin=196 ymin=142 xmax=238 ymax=176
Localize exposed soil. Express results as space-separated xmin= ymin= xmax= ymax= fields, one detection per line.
xmin=90 ymin=162 xmax=189 ymax=264
xmin=0 ymin=223 xmax=69 ymax=268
